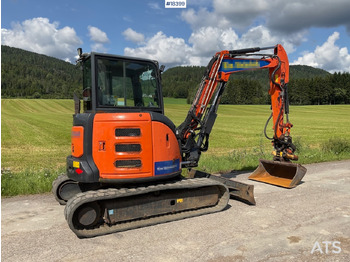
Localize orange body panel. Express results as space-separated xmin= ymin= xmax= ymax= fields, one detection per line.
xmin=92 ymin=113 xmax=153 ymax=180
xmin=71 ymin=126 xmax=84 ymax=158
xmin=152 ymin=122 xmax=181 ymax=176
xmin=92 ymin=113 xmax=181 ymax=180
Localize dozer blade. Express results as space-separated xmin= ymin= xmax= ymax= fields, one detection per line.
xmin=248 ymin=159 xmax=307 ymax=188
xmin=189 ymin=169 xmax=256 ymax=205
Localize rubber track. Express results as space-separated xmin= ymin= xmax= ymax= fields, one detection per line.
xmin=64 ymin=178 xmax=229 ymax=238
xmin=52 ymin=174 xmax=76 ymax=205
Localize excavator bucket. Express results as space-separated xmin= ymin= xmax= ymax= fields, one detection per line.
xmin=249 ymin=160 xmax=307 ymax=188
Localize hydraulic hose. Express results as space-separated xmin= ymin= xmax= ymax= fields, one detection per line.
xmin=264 ymin=113 xmax=274 ymax=140
xmin=270 ymin=55 xmax=284 ymax=138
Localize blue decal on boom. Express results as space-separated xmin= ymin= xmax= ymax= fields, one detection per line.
xmin=155 ymin=159 xmax=180 ymax=176
xmin=219 ymin=59 xmax=270 ymax=73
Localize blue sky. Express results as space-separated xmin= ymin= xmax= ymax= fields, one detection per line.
xmin=2 ymin=0 xmax=350 ymax=72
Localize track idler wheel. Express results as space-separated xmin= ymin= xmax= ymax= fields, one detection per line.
xmin=73 ymin=201 xmax=101 ymax=229
xmin=52 ymin=174 xmax=82 ymax=205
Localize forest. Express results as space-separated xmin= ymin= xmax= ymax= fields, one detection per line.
xmin=2 ymin=45 xmax=350 ymax=104
xmin=1 ymin=45 xmax=82 ymax=99
xmin=162 ymin=65 xmax=350 ymax=105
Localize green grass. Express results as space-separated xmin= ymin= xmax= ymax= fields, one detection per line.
xmin=1 ymin=99 xmax=73 ymax=172
xmin=163 ymin=97 xmax=188 ymax=105
xmin=1 ymin=168 xmax=65 ymax=196
xmin=2 ymin=99 xmax=350 ymax=196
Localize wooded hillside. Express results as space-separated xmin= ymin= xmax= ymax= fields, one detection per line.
xmin=162 ymin=62 xmax=349 ymax=105
xmin=1 ymin=45 xmax=82 ymax=98
xmin=2 ymin=45 xmax=350 ymax=104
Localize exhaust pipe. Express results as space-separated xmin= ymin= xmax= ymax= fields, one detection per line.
xmin=249 ymin=159 xmax=307 ymax=188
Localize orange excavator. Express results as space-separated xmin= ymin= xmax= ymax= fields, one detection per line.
xmin=52 ymin=44 xmax=306 ymax=238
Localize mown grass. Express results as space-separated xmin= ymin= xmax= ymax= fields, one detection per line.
xmin=2 ymin=99 xmax=350 ymax=196
xmin=1 ymin=99 xmax=73 ymax=172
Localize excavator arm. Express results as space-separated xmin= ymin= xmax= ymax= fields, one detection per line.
xmin=177 ymin=44 xmax=297 ymax=168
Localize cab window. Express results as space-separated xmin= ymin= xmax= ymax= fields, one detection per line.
xmin=96 ymin=58 xmax=160 ymax=109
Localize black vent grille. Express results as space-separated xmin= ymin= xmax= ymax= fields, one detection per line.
xmin=115 ymin=160 xmax=142 ymax=168
xmin=115 ymin=144 xmax=141 ymax=152
xmin=115 ymin=128 xmax=140 ymax=137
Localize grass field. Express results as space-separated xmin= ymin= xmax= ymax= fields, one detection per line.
xmin=2 ymin=98 xmax=350 ymax=196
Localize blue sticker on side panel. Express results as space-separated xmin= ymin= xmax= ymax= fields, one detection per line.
xmin=155 ymin=159 xmax=180 ymax=176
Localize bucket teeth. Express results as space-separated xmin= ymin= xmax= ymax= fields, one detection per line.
xmin=249 ymin=159 xmax=307 ymax=188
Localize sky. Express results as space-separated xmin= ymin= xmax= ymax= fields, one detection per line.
xmin=1 ymin=0 xmax=350 ymax=72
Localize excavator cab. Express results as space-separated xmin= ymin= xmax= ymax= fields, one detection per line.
xmin=79 ymin=52 xmax=164 ymax=114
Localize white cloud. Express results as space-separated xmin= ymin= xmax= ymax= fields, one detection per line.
xmin=124 ymin=1 xmax=350 ymax=71
xmin=189 ymin=27 xmax=238 ymax=56
xmin=124 ymin=25 xmax=307 ymax=68
xmin=124 ymin=31 xmax=193 ymax=67
xmin=239 ymin=26 xmax=307 ymax=54
xmin=122 ymin=28 xmax=145 ymax=43
xmin=87 ymin=26 xmax=109 ymax=43
xmin=181 ymin=8 xmax=230 ymax=30
xmin=87 ymin=26 xmax=109 ymax=52
xmin=89 ymin=43 xmax=106 ymax=53
xmin=292 ymin=32 xmax=350 ymax=72
xmin=124 ymin=26 xmax=350 ymax=73
xmin=188 ymin=25 xmax=306 ymax=61
xmin=1 ymin=17 xmax=82 ymax=62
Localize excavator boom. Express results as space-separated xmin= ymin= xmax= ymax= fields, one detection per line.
xmin=177 ymin=44 xmax=306 ymax=187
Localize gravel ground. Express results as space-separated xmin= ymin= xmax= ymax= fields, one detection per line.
xmin=2 ymin=160 xmax=350 ymax=261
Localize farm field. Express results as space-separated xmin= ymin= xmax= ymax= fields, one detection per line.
xmin=1 ymin=99 xmax=350 ymax=195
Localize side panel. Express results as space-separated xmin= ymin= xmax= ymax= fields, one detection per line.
xmin=93 ymin=113 xmax=153 ymax=180
xmin=152 ymin=122 xmax=181 ymax=176
xmin=67 ymin=113 xmax=100 ymax=183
